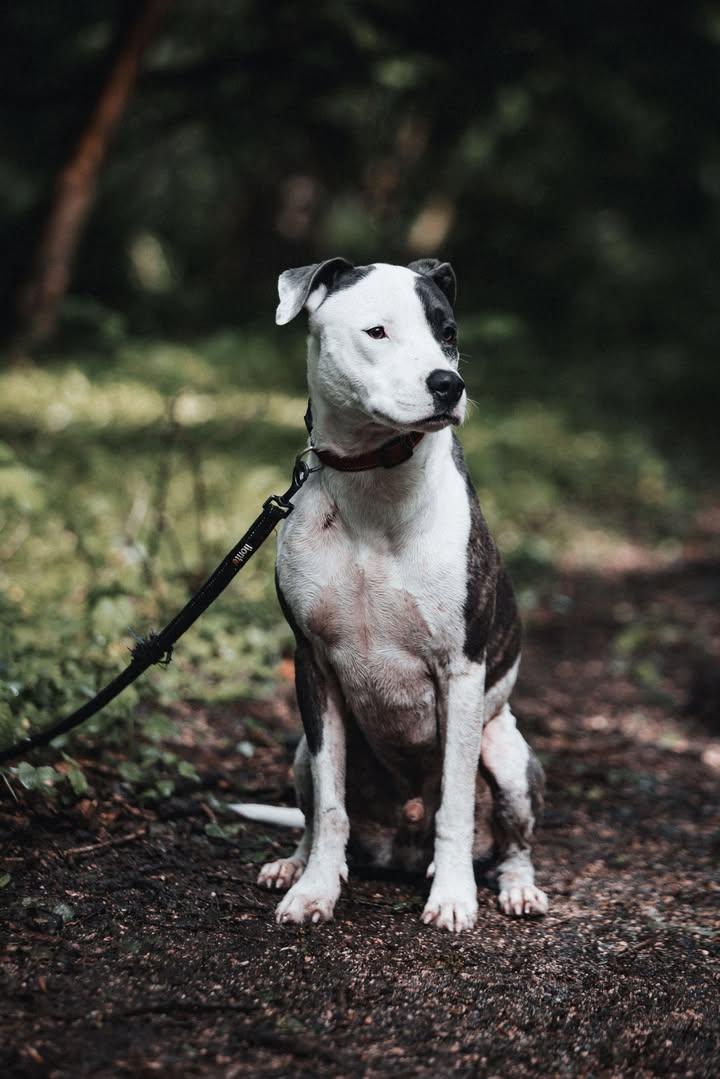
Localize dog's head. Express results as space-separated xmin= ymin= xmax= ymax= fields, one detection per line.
xmin=276 ymin=258 xmax=466 ymax=433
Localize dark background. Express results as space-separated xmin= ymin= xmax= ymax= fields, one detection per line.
xmin=3 ymin=1 xmax=720 ymax=447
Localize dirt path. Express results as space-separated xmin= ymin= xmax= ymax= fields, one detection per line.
xmin=2 ymin=561 xmax=719 ymax=1077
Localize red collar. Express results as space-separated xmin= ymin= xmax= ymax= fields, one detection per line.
xmin=303 ymin=400 xmax=424 ymax=472
xmin=312 ymin=431 xmax=425 ymax=472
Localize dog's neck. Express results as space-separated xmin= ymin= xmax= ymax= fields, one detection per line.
xmin=306 ymin=393 xmax=403 ymax=459
xmin=307 ymin=393 xmax=452 ymax=524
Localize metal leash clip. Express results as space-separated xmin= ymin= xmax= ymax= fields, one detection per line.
xmin=262 ymin=494 xmax=295 ymax=518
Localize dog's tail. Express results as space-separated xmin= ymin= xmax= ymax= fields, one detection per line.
xmin=228 ymin=803 xmax=305 ymax=828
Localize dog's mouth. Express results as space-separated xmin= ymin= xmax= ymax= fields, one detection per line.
xmin=371 ymin=409 xmax=461 ymax=434
xmin=412 ymin=412 xmax=460 ymax=432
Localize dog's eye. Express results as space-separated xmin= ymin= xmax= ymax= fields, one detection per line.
xmin=443 ymin=325 xmax=458 ymax=346
xmin=365 ymin=326 xmax=387 ymax=340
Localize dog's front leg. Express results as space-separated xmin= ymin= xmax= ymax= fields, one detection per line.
xmin=423 ymin=660 xmax=486 ymax=932
xmin=275 ymin=647 xmax=349 ymax=925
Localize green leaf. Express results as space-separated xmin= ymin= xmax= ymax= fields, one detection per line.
xmin=0 ymin=872 xmax=11 ymax=888
xmin=16 ymin=762 xmax=60 ymax=791
xmin=118 ymin=760 xmax=142 ymax=783
xmin=155 ymin=778 xmax=174 ymax=798
xmin=177 ymin=760 xmax=199 ymax=781
xmin=204 ymin=822 xmax=228 ymax=840
xmin=16 ymin=761 xmax=39 ymax=790
xmin=140 ymin=713 xmax=176 ymax=742
xmin=66 ymin=763 xmax=89 ymax=796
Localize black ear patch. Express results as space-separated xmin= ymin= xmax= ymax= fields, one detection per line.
xmin=408 ymin=259 xmax=457 ymax=308
xmin=412 ymin=266 xmax=458 ymax=355
xmin=276 ymin=258 xmax=371 ymax=325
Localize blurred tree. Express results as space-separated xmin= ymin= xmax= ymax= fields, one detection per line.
xmin=15 ymin=0 xmax=171 ymax=347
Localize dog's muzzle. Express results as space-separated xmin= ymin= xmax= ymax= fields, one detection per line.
xmin=426 ymin=369 xmax=465 ymax=410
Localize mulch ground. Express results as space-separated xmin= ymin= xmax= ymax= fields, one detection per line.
xmin=2 ymin=559 xmax=719 ymax=1077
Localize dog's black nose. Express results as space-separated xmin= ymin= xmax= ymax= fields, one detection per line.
xmin=426 ymin=369 xmax=465 ymax=409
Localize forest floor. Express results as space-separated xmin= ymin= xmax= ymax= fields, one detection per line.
xmin=2 ymin=555 xmax=719 ymax=1078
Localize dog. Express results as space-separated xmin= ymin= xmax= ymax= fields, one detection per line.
xmin=233 ymin=258 xmax=548 ymax=932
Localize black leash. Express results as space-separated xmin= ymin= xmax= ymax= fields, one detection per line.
xmin=0 ymin=453 xmax=316 ymax=766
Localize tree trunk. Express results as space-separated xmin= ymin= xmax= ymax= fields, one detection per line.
xmin=16 ymin=0 xmax=171 ymax=349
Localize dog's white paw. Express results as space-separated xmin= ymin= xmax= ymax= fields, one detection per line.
xmin=274 ymin=869 xmax=345 ymax=925
xmin=421 ymin=884 xmax=478 ymax=933
xmin=498 ymin=884 xmax=549 ymax=917
xmin=257 ymin=857 xmax=306 ymax=891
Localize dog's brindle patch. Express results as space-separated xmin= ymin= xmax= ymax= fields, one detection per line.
xmin=480 ymin=743 xmax=545 ymax=857
xmin=343 ymin=714 xmax=437 ymax=872
xmin=451 ymin=436 xmax=497 ymax=661
xmin=276 ymin=573 xmax=325 ymax=754
xmin=486 ymin=568 xmax=522 ymax=687
xmin=451 ymin=434 xmax=521 ymax=684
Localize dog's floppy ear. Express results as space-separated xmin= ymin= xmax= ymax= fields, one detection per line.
xmin=408 ymin=259 xmax=457 ymax=308
xmin=276 ymin=258 xmax=355 ymax=325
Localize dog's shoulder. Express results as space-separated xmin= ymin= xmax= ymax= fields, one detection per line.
xmin=277 ymin=474 xmax=340 ymax=551
xmin=275 ymin=475 xmax=353 ymax=619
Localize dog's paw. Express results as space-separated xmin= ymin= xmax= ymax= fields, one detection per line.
xmin=498 ymin=884 xmax=549 ymax=918
xmin=274 ymin=871 xmax=344 ymax=925
xmin=258 ymin=857 xmax=306 ymax=891
xmin=421 ymin=884 xmax=478 ymax=933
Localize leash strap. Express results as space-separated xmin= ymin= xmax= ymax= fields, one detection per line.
xmin=0 ymin=455 xmax=313 ymax=765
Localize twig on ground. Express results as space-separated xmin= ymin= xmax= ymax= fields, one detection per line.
xmin=65 ymin=826 xmax=147 ymax=858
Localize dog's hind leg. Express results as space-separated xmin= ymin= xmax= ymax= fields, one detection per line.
xmin=257 ymin=737 xmax=313 ymax=891
xmin=480 ymin=704 xmax=549 ymax=917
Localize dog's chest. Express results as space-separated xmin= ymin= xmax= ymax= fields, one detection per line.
xmin=308 ymin=556 xmax=438 ymax=703
xmin=278 ymin=481 xmax=470 ymax=742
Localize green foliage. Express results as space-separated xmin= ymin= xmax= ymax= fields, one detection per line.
xmin=0 ymin=344 xmax=301 ymax=787
xmin=461 ymin=400 xmax=689 ymax=580
xmin=0 ymin=334 xmax=702 ymax=789
xmin=15 ymin=762 xmax=63 ymax=792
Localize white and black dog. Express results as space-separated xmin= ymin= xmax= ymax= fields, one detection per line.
xmin=234 ymin=258 xmax=548 ymax=932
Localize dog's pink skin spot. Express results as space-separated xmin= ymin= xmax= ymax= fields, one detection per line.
xmin=402 ymin=797 xmax=425 ymax=825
